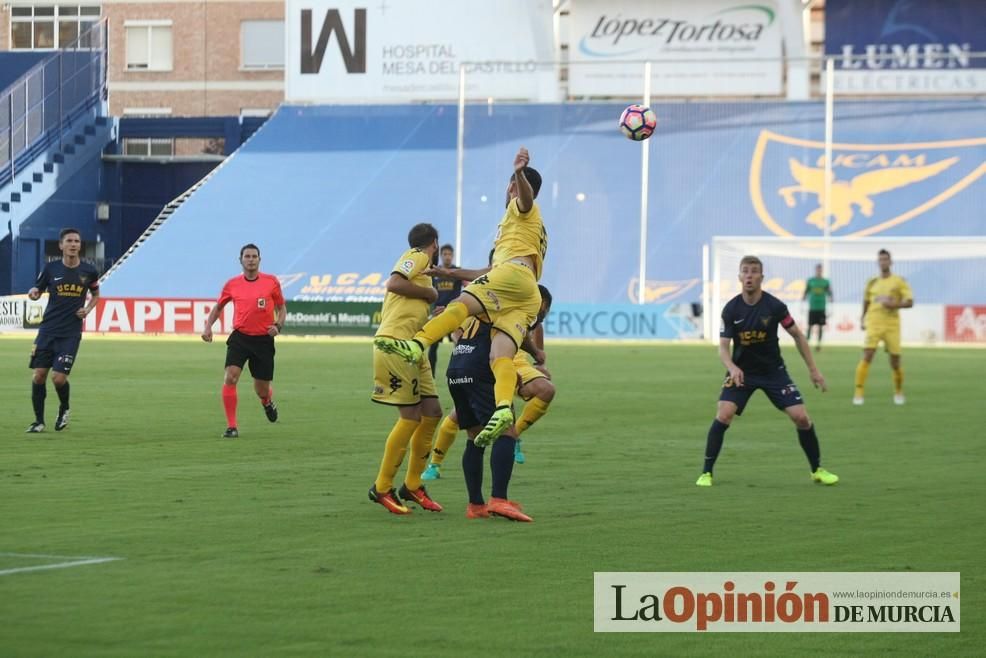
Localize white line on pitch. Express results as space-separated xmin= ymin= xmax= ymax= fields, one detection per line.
xmin=0 ymin=557 xmax=123 ymax=576
xmin=0 ymin=552 xmax=104 ymax=560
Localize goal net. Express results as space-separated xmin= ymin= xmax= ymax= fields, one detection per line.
xmin=705 ymin=236 xmax=986 ymax=346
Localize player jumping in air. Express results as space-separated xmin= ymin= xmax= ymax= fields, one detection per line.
xmin=201 ymin=243 xmax=286 ymax=438
xmin=697 ymin=255 xmax=839 ymax=487
xmin=423 ymin=285 xmax=554 ymax=478
xmin=375 ymin=147 xmax=547 ymax=448
xmin=26 ymin=228 xmax=100 ymax=433
xmin=803 ymin=263 xmax=833 ymax=352
xmin=368 ymin=223 xmax=445 ymax=515
xmin=854 ymin=249 xmax=913 ymax=406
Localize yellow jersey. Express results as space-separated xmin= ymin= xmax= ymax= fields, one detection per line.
xmin=864 ymin=274 xmax=913 ymax=325
xmin=492 ymin=198 xmax=547 ymax=280
xmin=375 ymin=248 xmax=432 ymax=339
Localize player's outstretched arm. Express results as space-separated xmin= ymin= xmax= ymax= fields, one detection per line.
xmin=426 ymin=266 xmax=490 ymax=282
xmin=513 ymin=147 xmax=534 ymax=213
xmin=882 ymin=296 xmax=913 ymax=310
xmin=785 ymin=323 xmax=827 ymax=391
xmin=386 ymin=274 xmax=438 ymax=304
xmin=718 ymin=337 xmax=744 ymax=387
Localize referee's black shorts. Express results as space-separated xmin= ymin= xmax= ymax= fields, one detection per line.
xmin=808 ymin=310 xmax=826 ymax=326
xmin=225 ymin=330 xmax=275 ymax=381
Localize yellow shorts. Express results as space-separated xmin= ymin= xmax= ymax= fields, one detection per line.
xmin=514 ymin=352 xmax=546 ymax=383
xmin=864 ymin=323 xmax=901 ymax=355
xmin=372 ymin=344 xmax=437 ymax=406
xmin=463 ymin=262 xmax=541 ymax=348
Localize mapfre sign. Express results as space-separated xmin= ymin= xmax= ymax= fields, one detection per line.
xmin=286 ymin=0 xmax=556 ymax=102
xmin=83 ymin=299 xmax=234 ymax=334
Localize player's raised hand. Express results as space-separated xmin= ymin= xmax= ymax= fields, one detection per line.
xmin=201 ymin=326 xmax=213 ymax=343
xmin=27 ymin=287 xmax=40 ymax=301
xmin=727 ymin=364 xmax=745 ymax=388
xmin=514 ymin=147 xmax=530 ymax=172
xmin=810 ymin=368 xmax=827 ymax=392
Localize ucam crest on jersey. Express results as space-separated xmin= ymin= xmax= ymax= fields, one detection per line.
xmin=749 ymin=130 xmax=986 ymax=237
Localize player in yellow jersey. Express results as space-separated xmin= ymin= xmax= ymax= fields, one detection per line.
xmin=422 ymin=285 xmax=555 ymax=479
xmin=375 ymin=147 xmax=547 ymax=447
xmin=854 ymin=249 xmax=913 ymax=406
xmin=368 ymin=223 xmax=445 ymax=515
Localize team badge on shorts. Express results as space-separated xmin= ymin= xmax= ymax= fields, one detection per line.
xmin=485 ymin=290 xmax=501 ymax=310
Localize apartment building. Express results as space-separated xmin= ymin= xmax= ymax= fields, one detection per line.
xmin=2 ymin=0 xmax=284 ymax=116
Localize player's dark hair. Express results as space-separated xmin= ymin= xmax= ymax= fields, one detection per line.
xmin=511 ymin=166 xmax=542 ymax=198
xmin=240 ymin=243 xmax=260 ymax=258
xmin=440 ymin=243 xmax=454 ymax=254
xmin=59 ymin=227 xmax=81 ymax=242
xmin=878 ymin=249 xmax=891 ymax=258
xmin=531 ymin=284 xmax=553 ymax=329
xmin=739 ymin=255 xmax=763 ymax=272
xmin=408 ymin=223 xmax=438 ymax=249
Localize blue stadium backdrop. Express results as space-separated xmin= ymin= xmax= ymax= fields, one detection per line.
xmin=100 ymin=101 xmax=986 ymax=338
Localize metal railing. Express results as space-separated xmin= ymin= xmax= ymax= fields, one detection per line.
xmin=0 ymin=19 xmax=107 ymax=189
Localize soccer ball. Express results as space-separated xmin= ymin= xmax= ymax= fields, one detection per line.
xmin=619 ymin=104 xmax=657 ymax=141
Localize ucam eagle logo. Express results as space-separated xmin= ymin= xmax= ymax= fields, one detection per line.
xmin=750 ymin=130 xmax=986 ymax=237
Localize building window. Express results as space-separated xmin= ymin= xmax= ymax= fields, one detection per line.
xmin=123 ymin=138 xmax=175 ymax=156
xmin=125 ymin=21 xmax=173 ymax=71
xmin=122 ymin=108 xmax=174 ymax=156
xmin=9 ymin=4 xmax=100 ymax=49
xmin=241 ymin=20 xmax=284 ymax=70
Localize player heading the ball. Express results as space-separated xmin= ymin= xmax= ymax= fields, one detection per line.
xmin=374 ymin=147 xmax=547 ymax=448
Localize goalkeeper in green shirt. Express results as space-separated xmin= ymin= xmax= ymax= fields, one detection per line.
xmin=804 ymin=264 xmax=833 ymax=352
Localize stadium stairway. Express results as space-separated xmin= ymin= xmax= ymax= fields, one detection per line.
xmin=1 ymin=115 xmax=113 ymax=235
xmin=100 ymin=104 xmax=461 ymax=297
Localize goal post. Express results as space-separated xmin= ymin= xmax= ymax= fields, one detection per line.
xmin=704 ymin=236 xmax=986 ymax=346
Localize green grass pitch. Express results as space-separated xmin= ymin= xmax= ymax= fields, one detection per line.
xmin=1 ymin=337 xmax=982 ymax=656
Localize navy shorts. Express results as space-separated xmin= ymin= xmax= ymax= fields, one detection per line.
xmin=447 ymin=371 xmax=496 ymax=430
xmin=225 ymin=330 xmax=275 ymax=381
xmin=718 ymin=368 xmax=803 ymax=415
xmin=29 ymin=333 xmax=82 ymax=374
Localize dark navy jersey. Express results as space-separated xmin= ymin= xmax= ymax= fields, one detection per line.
xmin=433 ymin=266 xmax=462 ymax=307
xmin=35 ymin=260 xmax=100 ymax=337
xmin=446 ymin=318 xmax=493 ymax=384
xmin=719 ymin=291 xmax=794 ymax=375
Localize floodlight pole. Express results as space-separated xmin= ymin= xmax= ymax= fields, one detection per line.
xmin=637 ymin=61 xmax=652 ymax=306
xmin=823 ymin=57 xmax=834 ymax=276
xmin=454 ymin=66 xmax=465 ymax=261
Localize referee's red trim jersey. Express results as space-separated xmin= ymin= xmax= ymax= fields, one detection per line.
xmin=217 ymin=273 xmax=285 ymax=336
